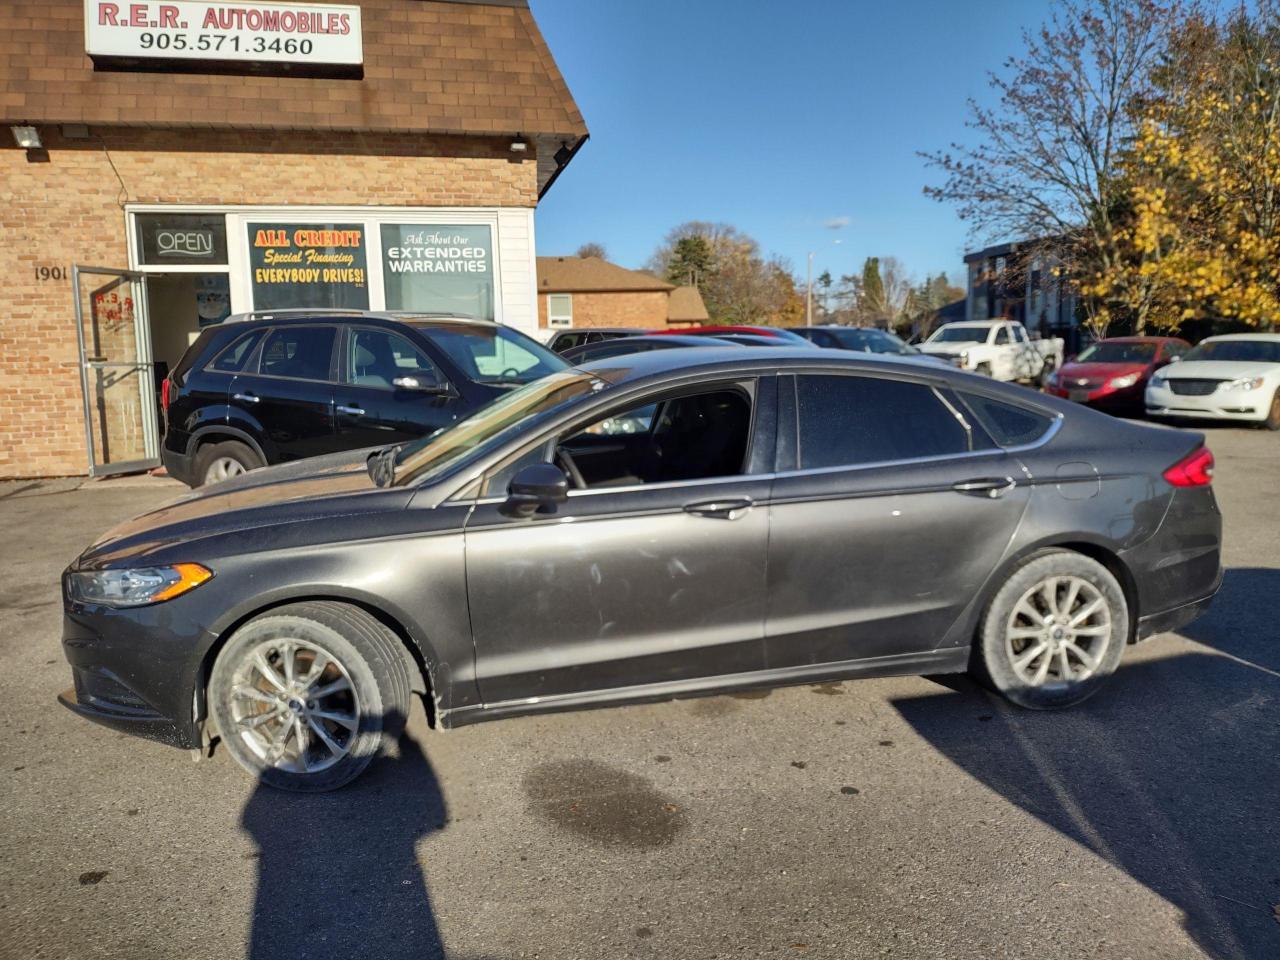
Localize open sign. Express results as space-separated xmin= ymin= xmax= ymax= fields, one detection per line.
xmin=156 ymin=230 xmax=215 ymax=257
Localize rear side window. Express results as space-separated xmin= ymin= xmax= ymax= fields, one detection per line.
xmin=206 ymin=330 xmax=265 ymax=374
xmin=959 ymin=392 xmax=1055 ymax=447
xmin=258 ymin=326 xmax=337 ymax=381
xmin=796 ymin=375 xmax=970 ymax=469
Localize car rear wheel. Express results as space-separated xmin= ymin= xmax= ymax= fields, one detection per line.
xmin=972 ymin=550 xmax=1128 ymax=709
xmin=208 ymin=602 xmax=412 ymax=792
xmin=193 ymin=439 xmax=263 ymax=487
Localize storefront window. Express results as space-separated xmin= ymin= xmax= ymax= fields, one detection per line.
xmin=248 ymin=222 xmax=370 ymax=310
xmin=380 ymin=224 xmax=494 ymax=320
xmin=136 ymin=213 xmax=228 ymax=266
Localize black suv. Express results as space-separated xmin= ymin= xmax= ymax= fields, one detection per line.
xmin=162 ymin=311 xmax=567 ymax=487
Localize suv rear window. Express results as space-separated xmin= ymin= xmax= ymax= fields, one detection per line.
xmin=958 ymin=392 xmax=1056 ymax=447
xmin=206 ymin=330 xmax=265 ymax=373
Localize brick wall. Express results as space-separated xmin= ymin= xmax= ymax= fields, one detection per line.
xmin=537 ymin=291 xmax=670 ymax=332
xmin=0 ymin=126 xmax=539 ymax=479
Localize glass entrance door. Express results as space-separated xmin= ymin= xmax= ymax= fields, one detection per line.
xmin=73 ymin=266 xmax=162 ymax=477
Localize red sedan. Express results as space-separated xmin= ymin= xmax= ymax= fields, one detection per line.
xmin=1047 ymin=336 xmax=1190 ymax=414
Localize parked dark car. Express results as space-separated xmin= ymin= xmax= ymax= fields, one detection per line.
xmin=1046 ymin=336 xmax=1190 ymax=414
xmin=795 ymin=324 xmax=946 ymax=363
xmin=546 ymin=327 xmax=647 ymax=354
xmin=161 ymin=311 xmax=567 ymax=487
xmin=62 ymin=348 xmax=1221 ymax=791
xmin=647 ymin=324 xmax=811 ymax=344
xmin=561 ymin=333 xmax=742 ymax=364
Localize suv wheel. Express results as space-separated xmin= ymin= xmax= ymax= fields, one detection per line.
xmin=208 ymin=602 xmax=412 ymax=792
xmin=972 ymin=550 xmax=1128 ymax=709
xmin=193 ymin=439 xmax=262 ymax=486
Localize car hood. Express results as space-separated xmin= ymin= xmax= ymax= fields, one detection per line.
xmin=1058 ymin=361 xmax=1149 ymax=381
xmin=76 ymin=447 xmax=409 ymax=567
xmin=919 ymin=340 xmax=983 ymax=353
xmin=1157 ymin=360 xmax=1280 ymax=380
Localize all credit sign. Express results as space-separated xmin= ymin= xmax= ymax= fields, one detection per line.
xmin=84 ymin=1 xmax=363 ymax=67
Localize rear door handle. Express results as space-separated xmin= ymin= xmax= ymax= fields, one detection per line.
xmin=684 ymin=498 xmax=754 ymax=520
xmin=336 ymin=404 xmax=366 ymax=416
xmin=952 ymin=477 xmax=1016 ymax=499
xmin=233 ymin=392 xmax=260 ymax=404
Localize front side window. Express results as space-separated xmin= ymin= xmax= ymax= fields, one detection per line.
xmin=548 ymin=294 xmax=574 ymax=329
xmin=346 ymin=328 xmax=444 ymax=389
xmin=796 ymin=375 xmax=970 ymax=469
xmin=257 ymin=326 xmax=337 ymax=381
xmin=994 ymin=327 xmax=1011 ymax=345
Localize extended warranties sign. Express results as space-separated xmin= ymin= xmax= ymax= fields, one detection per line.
xmin=84 ymin=1 xmax=363 ymax=72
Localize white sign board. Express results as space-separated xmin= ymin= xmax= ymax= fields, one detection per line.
xmin=84 ymin=1 xmax=363 ymax=66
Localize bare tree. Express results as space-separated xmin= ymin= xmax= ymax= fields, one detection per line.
xmin=922 ymin=0 xmax=1175 ymax=334
xmin=575 ymin=242 xmax=608 ymax=260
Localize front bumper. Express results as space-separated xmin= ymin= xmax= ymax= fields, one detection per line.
xmin=1048 ymin=380 xmax=1144 ymax=411
xmin=59 ymin=586 xmax=213 ymax=750
xmin=1145 ymin=384 xmax=1268 ymax=421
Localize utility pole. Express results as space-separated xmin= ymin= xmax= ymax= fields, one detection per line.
xmin=805 ymin=251 xmax=814 ymax=327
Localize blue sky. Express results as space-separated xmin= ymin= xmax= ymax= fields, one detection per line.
xmin=531 ymin=0 xmax=1054 ymax=286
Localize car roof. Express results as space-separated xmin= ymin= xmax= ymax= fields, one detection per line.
xmin=1202 ymin=332 xmax=1280 ymax=342
xmin=221 ymin=309 xmax=486 ymax=327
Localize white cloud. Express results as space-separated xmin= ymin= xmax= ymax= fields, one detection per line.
xmin=823 ymin=216 xmax=851 ymax=230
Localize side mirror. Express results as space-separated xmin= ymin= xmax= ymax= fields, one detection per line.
xmin=1168 ymin=354 xmax=1182 ymax=363
xmin=393 ymin=375 xmax=452 ymax=396
xmin=502 ymin=462 xmax=570 ymax=517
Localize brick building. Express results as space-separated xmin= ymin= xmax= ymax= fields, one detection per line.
xmin=0 ymin=0 xmax=586 ymax=478
xmin=536 ymin=255 xmax=708 ymax=334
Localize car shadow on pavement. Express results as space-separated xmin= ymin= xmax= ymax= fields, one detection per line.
xmin=894 ymin=641 xmax=1280 ymax=958
xmin=1181 ymin=567 xmax=1280 ymax=673
xmin=240 ymin=711 xmax=450 ymax=960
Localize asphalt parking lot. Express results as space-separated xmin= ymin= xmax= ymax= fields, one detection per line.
xmin=1 ymin=427 xmax=1277 ymax=960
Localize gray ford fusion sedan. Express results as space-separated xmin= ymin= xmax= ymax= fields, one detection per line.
xmin=60 ymin=348 xmax=1222 ymax=791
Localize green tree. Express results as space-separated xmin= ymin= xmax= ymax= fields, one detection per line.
xmin=860 ymin=257 xmax=886 ymax=320
xmin=664 ymin=235 xmax=714 ymax=288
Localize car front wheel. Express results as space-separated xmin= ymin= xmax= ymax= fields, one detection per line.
xmin=208 ymin=602 xmax=412 ymax=792
xmin=973 ymin=550 xmax=1128 ymax=709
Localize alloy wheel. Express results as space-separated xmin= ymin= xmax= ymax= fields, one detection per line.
xmin=1004 ymin=575 xmax=1112 ymax=687
xmin=205 ymin=456 xmax=246 ymax=484
xmin=227 ymin=638 xmax=361 ymax=773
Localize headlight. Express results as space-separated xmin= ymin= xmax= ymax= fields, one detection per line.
xmin=959 ymin=350 xmax=970 ymax=364
xmin=1149 ymin=373 xmax=1166 ymax=389
xmin=1225 ymin=376 xmax=1264 ymax=391
xmin=1109 ymin=373 xmax=1140 ymax=389
xmin=68 ymin=563 xmax=212 ymax=607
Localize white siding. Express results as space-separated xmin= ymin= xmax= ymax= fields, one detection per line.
xmin=496 ymin=208 xmax=538 ymax=336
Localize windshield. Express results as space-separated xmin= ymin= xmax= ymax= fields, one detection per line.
xmin=393 ymin=370 xmax=599 ymax=486
xmin=410 ymin=323 xmax=568 ymax=385
xmin=1076 ymin=341 xmax=1157 ymax=364
xmin=1184 ymin=339 xmax=1280 ymax=364
xmin=929 ymin=326 xmax=988 ymax=343
xmin=829 ymin=329 xmax=919 ymax=355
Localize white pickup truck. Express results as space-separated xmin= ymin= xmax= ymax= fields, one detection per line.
xmin=919 ymin=320 xmax=1064 ymax=384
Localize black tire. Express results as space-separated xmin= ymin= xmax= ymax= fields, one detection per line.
xmin=192 ymin=439 xmax=263 ymax=487
xmin=971 ymin=549 xmax=1128 ymax=710
xmin=1262 ymin=390 xmax=1280 ymax=431
xmin=1037 ymin=358 xmax=1057 ymax=390
xmin=974 ymin=362 xmax=993 ymax=377
xmin=208 ymin=602 xmax=412 ymax=792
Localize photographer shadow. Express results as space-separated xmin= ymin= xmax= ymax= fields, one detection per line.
xmin=241 ymin=710 xmax=449 ymax=960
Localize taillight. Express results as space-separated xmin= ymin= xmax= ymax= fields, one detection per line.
xmin=161 ymin=378 xmax=171 ymax=411
xmin=1163 ymin=447 xmax=1214 ymax=487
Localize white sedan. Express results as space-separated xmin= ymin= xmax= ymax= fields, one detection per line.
xmin=1145 ymin=333 xmax=1280 ymax=429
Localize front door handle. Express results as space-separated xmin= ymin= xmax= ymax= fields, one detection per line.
xmin=233 ymin=392 xmax=260 ymax=404
xmin=952 ymin=477 xmax=1016 ymax=499
xmin=684 ymin=498 xmax=754 ymax=520
xmin=336 ymin=404 xmax=366 ymax=416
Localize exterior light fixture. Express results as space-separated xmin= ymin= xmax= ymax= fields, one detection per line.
xmin=509 ymin=136 xmax=529 ymax=154
xmin=11 ymin=125 xmax=41 ymax=149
